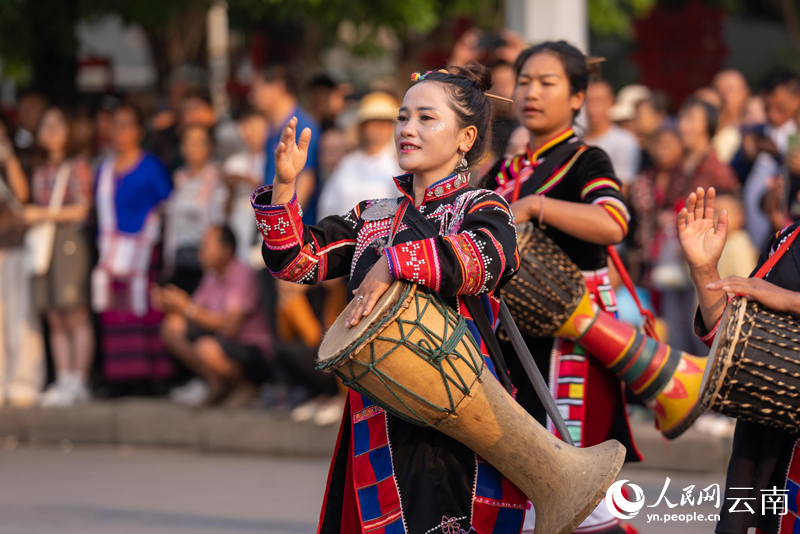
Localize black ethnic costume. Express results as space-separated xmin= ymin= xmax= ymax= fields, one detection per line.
xmin=487 ymin=129 xmax=640 ymax=534
xmin=695 ymin=221 xmax=800 ymax=534
xmin=252 ymin=172 xmax=528 ymax=534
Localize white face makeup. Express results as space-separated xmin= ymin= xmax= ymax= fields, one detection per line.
xmin=395 ymin=82 xmax=464 ymax=177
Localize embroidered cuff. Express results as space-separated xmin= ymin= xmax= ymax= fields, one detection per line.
xmin=444 ymin=233 xmax=489 ymax=295
xmin=251 ymin=185 xmax=304 ymax=251
xmin=383 ymin=248 xmax=399 ymax=281
xmin=382 ymin=238 xmax=442 ymax=293
xmin=693 ymin=300 xmax=729 ymax=348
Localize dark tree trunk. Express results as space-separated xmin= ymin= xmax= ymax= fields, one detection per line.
xmin=25 ymin=0 xmax=79 ymax=103
xmin=778 ymin=0 xmax=800 ymax=58
xmin=143 ymin=7 xmax=207 ymax=93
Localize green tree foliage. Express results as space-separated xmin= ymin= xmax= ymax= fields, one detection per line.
xmin=0 ymin=0 xmax=496 ymax=93
xmin=588 ymin=0 xmax=657 ymax=37
xmin=228 ymin=0 xmax=492 ymax=35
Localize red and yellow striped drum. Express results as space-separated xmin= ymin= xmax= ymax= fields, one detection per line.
xmin=555 ymin=292 xmax=707 ymax=438
xmin=502 ymin=223 xmax=707 ymax=438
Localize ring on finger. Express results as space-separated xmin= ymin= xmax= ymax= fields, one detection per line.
xmin=356 ymin=295 xmax=364 ymax=302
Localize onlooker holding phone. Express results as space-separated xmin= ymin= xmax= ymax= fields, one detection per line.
xmin=732 ymin=69 xmax=800 ymax=245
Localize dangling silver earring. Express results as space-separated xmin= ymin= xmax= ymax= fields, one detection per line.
xmin=456 ymin=152 xmax=469 ymax=172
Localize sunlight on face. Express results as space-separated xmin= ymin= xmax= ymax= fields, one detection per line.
xmin=37 ymin=109 xmax=69 ymax=154
xmin=395 ymin=82 xmax=463 ymax=176
xmin=180 ymin=126 xmax=211 ymax=167
xmin=513 ymin=52 xmax=583 ymax=137
xmin=678 ymin=105 xmax=709 ymax=153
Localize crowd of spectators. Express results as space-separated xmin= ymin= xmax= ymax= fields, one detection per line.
xmin=1 ymin=36 xmax=799 ymax=429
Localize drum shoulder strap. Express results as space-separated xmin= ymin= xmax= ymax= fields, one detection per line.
xmin=401 ymin=200 xmax=575 ymax=444
xmin=399 ymin=201 xmax=515 ymax=393
xmin=518 ymin=140 xmax=584 ymax=197
xmin=752 ymin=224 xmax=800 ymax=280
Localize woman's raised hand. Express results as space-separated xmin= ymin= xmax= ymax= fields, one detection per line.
xmin=274 ymin=117 xmax=312 ymax=186
xmin=677 ymin=187 xmax=727 ymax=276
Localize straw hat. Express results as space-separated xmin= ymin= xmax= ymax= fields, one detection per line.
xmin=355 ymin=92 xmax=399 ymax=124
xmin=609 ymin=84 xmax=652 ymax=122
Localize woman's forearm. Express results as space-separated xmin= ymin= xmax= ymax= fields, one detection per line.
xmin=690 ymin=266 xmax=728 ymax=331
xmin=271 ymin=179 xmax=295 ymax=205
xmin=539 ymin=198 xmax=625 ymax=245
xmin=50 ymin=204 xmax=90 ymax=224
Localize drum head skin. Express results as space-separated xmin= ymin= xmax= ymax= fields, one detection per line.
xmin=699 ymin=297 xmax=742 ymax=409
xmin=318 ymin=281 xmax=413 ymax=369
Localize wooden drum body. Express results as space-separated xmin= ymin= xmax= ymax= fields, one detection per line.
xmin=701 ymin=296 xmax=800 ymax=432
xmin=502 ymin=223 xmax=706 ymax=439
xmin=318 ymin=282 xmax=625 ymax=534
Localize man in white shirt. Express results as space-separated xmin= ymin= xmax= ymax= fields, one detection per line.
xmin=222 ymin=107 xmax=268 ymax=263
xmin=316 ymin=92 xmax=402 ymax=220
xmin=584 ymin=80 xmax=641 ymax=186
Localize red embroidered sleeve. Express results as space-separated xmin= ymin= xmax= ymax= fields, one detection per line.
xmin=384 ymin=238 xmax=443 ymax=293
xmin=251 ymin=184 xmax=358 ymax=284
xmin=693 ymin=297 xmax=731 ymax=348
xmin=252 ymin=186 xmax=304 ymax=251
xmin=383 ymin=191 xmax=519 ymax=297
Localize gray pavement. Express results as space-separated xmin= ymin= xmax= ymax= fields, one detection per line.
xmin=0 ymin=445 xmax=328 ymax=534
xmin=0 ymin=399 xmax=735 ymax=474
xmin=0 ymin=443 xmax=727 ymax=534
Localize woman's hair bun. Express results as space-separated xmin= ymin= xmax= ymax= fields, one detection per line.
xmin=414 ymin=61 xmax=495 ymax=169
xmin=446 ymin=61 xmax=493 ymax=93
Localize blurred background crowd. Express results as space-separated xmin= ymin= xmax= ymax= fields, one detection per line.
xmin=1 ymin=0 xmax=800 ymax=432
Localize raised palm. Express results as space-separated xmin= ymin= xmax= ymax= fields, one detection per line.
xmin=677 ymin=187 xmax=728 ymax=273
xmin=274 ymin=117 xmax=312 ymax=186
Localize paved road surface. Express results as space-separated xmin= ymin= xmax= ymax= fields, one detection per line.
xmin=0 ymin=443 xmax=728 ymax=533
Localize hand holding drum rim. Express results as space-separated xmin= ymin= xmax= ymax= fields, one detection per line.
xmin=676 ymin=186 xmax=728 ymax=276
xmin=707 ymin=276 xmax=800 ymax=315
xmin=272 ymin=116 xmax=312 ymax=205
xmin=346 ymin=255 xmax=393 ymax=328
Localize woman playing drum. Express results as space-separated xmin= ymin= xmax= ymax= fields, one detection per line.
xmin=253 ymin=63 xmax=527 ymax=534
xmin=679 ymin=186 xmax=800 ymax=534
xmin=484 ymin=41 xmax=640 ymax=534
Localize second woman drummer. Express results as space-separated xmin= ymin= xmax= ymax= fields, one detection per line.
xmin=486 ymin=41 xmax=641 ymax=534
xmin=253 ymin=63 xmax=527 ymax=534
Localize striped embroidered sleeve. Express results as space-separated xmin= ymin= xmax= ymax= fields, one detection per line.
xmin=383 ymin=191 xmax=519 ymax=297
xmin=693 ymin=296 xmax=731 ymax=348
xmin=251 ymin=185 xmax=359 ymax=284
xmin=577 ymin=150 xmax=630 ymax=237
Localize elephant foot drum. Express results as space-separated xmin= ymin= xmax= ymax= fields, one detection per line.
xmin=701 ymin=296 xmax=800 ymax=432
xmin=317 ymin=281 xmax=626 ymax=534
xmin=502 ymin=222 xmax=707 ymax=439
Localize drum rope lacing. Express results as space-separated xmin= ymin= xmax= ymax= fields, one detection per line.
xmin=500 ymin=223 xmax=585 ymax=339
xmin=711 ymin=300 xmax=800 ymax=431
xmin=327 ymin=284 xmax=484 ymax=427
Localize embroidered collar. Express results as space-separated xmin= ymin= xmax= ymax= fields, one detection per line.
xmin=495 ymin=128 xmax=579 ymax=188
xmin=526 ymin=128 xmax=576 ymax=164
xmin=392 ymin=172 xmax=470 ymax=205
